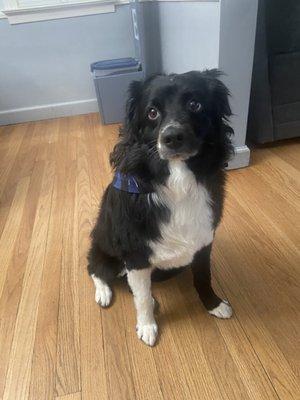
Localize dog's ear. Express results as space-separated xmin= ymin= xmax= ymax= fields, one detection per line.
xmin=110 ymin=80 xmax=143 ymax=170
xmin=203 ymin=70 xmax=234 ymax=163
xmin=204 ymin=69 xmax=232 ymax=120
xmin=125 ymin=80 xmax=143 ymax=133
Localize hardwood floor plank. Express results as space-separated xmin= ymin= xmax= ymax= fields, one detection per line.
xmin=212 ymin=200 xmax=300 ymax=399
xmin=0 ymin=124 xmax=24 ymax=187
xmin=85 ymin=114 xmax=115 ymax=206
xmin=175 ymin=272 xmax=279 ymax=400
xmin=77 ymin=118 xmax=109 ymax=400
xmin=226 ymin=171 xmax=300 ymax=274
xmin=100 ymin=300 xmax=137 ymax=400
xmin=56 ymin=392 xmax=81 ymax=400
xmin=251 ymin=148 xmax=299 ymax=202
xmin=28 ymin=179 xmax=63 ymax=400
xmin=267 ymin=139 xmax=300 ymax=170
xmin=55 ymin=118 xmax=81 ymax=396
xmin=155 ymin=275 xmax=255 ymax=400
xmin=223 ymin=183 xmax=300 ymax=315
xmin=29 ymin=127 xmax=69 ymax=400
xmin=2 ymin=161 xmax=55 ymax=400
xmin=120 ymin=287 xmax=165 ymax=400
xmin=35 ymin=119 xmax=60 ymax=162
xmin=0 ymin=165 xmax=43 ymax=398
xmin=156 ymin=282 xmax=219 ymax=399
xmin=212 ymin=278 xmax=279 ymax=400
xmin=152 ymin=286 xmax=217 ymax=399
xmin=0 ymin=124 xmax=15 ymax=145
xmin=215 ymin=257 xmax=299 ymax=400
xmin=0 ymin=122 xmax=41 ymax=239
xmin=0 ymin=177 xmax=30 ymax=300
xmin=229 ymin=168 xmax=299 ymax=249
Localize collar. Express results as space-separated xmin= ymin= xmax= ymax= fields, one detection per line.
xmin=112 ymin=171 xmax=152 ymax=194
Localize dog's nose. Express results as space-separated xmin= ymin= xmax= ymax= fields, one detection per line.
xmin=161 ymin=129 xmax=185 ymax=150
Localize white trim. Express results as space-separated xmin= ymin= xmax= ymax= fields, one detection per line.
xmin=1 ymin=0 xmax=219 ymax=23
xmin=3 ymin=1 xmax=18 ymax=9
xmin=227 ymin=145 xmax=250 ymax=170
xmin=140 ymin=0 xmax=218 ymax=1
xmin=2 ymin=1 xmax=117 ymax=24
xmin=0 ymin=99 xmax=99 ymax=125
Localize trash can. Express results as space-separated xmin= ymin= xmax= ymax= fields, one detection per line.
xmin=91 ymin=0 xmax=146 ymax=124
xmin=91 ymin=58 xmax=143 ymax=124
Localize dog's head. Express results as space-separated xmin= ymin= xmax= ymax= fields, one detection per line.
xmin=111 ymin=70 xmax=233 ymax=172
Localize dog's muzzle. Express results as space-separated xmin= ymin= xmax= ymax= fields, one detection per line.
xmin=158 ymin=122 xmax=198 ymax=160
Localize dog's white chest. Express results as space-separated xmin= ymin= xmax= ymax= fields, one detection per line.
xmin=149 ymin=161 xmax=214 ymax=269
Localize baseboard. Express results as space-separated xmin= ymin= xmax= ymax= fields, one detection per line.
xmin=0 ymin=98 xmax=99 ymax=126
xmin=227 ymin=145 xmax=250 ymax=170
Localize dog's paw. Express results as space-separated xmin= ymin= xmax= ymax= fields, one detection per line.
xmin=136 ymin=322 xmax=158 ymax=346
xmin=208 ymin=300 xmax=233 ymax=319
xmin=95 ymin=283 xmax=112 ymax=307
xmin=91 ymin=274 xmax=112 ymax=307
xmin=95 ymin=284 xmax=112 ymax=307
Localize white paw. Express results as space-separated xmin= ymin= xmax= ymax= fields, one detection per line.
xmin=208 ymin=300 xmax=233 ymax=319
xmin=136 ymin=323 xmax=158 ymax=346
xmin=91 ymin=274 xmax=112 ymax=307
xmin=95 ymin=284 xmax=112 ymax=307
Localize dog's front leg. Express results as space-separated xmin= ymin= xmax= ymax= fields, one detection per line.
xmin=192 ymin=244 xmax=233 ymax=318
xmin=127 ymin=268 xmax=158 ymax=346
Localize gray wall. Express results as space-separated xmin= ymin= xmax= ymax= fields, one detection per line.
xmin=0 ymin=2 xmax=220 ymax=125
xmin=0 ymin=5 xmax=135 ymax=123
xmin=219 ymin=0 xmax=258 ymax=148
xmin=158 ymin=3 xmax=220 ymax=73
xmin=142 ymin=2 xmax=219 ymax=76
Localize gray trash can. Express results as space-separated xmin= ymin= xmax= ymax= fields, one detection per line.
xmin=91 ymin=58 xmax=143 ymax=124
xmin=91 ymin=0 xmax=146 ymax=124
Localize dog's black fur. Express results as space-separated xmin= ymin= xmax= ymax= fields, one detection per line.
xmin=88 ymin=70 xmax=233 ymax=307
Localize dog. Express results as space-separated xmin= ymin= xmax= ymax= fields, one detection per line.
xmin=88 ymin=69 xmax=234 ymax=346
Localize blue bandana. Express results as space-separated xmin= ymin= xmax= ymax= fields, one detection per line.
xmin=113 ymin=171 xmax=151 ymax=194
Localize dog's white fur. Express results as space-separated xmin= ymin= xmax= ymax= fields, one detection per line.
xmin=209 ymin=300 xmax=233 ymax=319
xmin=127 ymin=268 xmax=158 ymax=346
xmin=91 ymin=274 xmax=112 ymax=307
xmin=149 ymin=160 xmax=214 ymax=269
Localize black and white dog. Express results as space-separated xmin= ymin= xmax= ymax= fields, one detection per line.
xmin=88 ymin=70 xmax=234 ymax=346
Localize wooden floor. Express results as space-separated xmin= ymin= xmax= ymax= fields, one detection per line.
xmin=0 ymin=114 xmax=299 ymax=400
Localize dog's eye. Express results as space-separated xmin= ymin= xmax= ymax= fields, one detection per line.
xmin=188 ymin=100 xmax=202 ymax=113
xmin=147 ymin=108 xmax=159 ymax=120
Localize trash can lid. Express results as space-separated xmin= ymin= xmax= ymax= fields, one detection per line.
xmin=90 ymin=57 xmax=139 ymax=72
